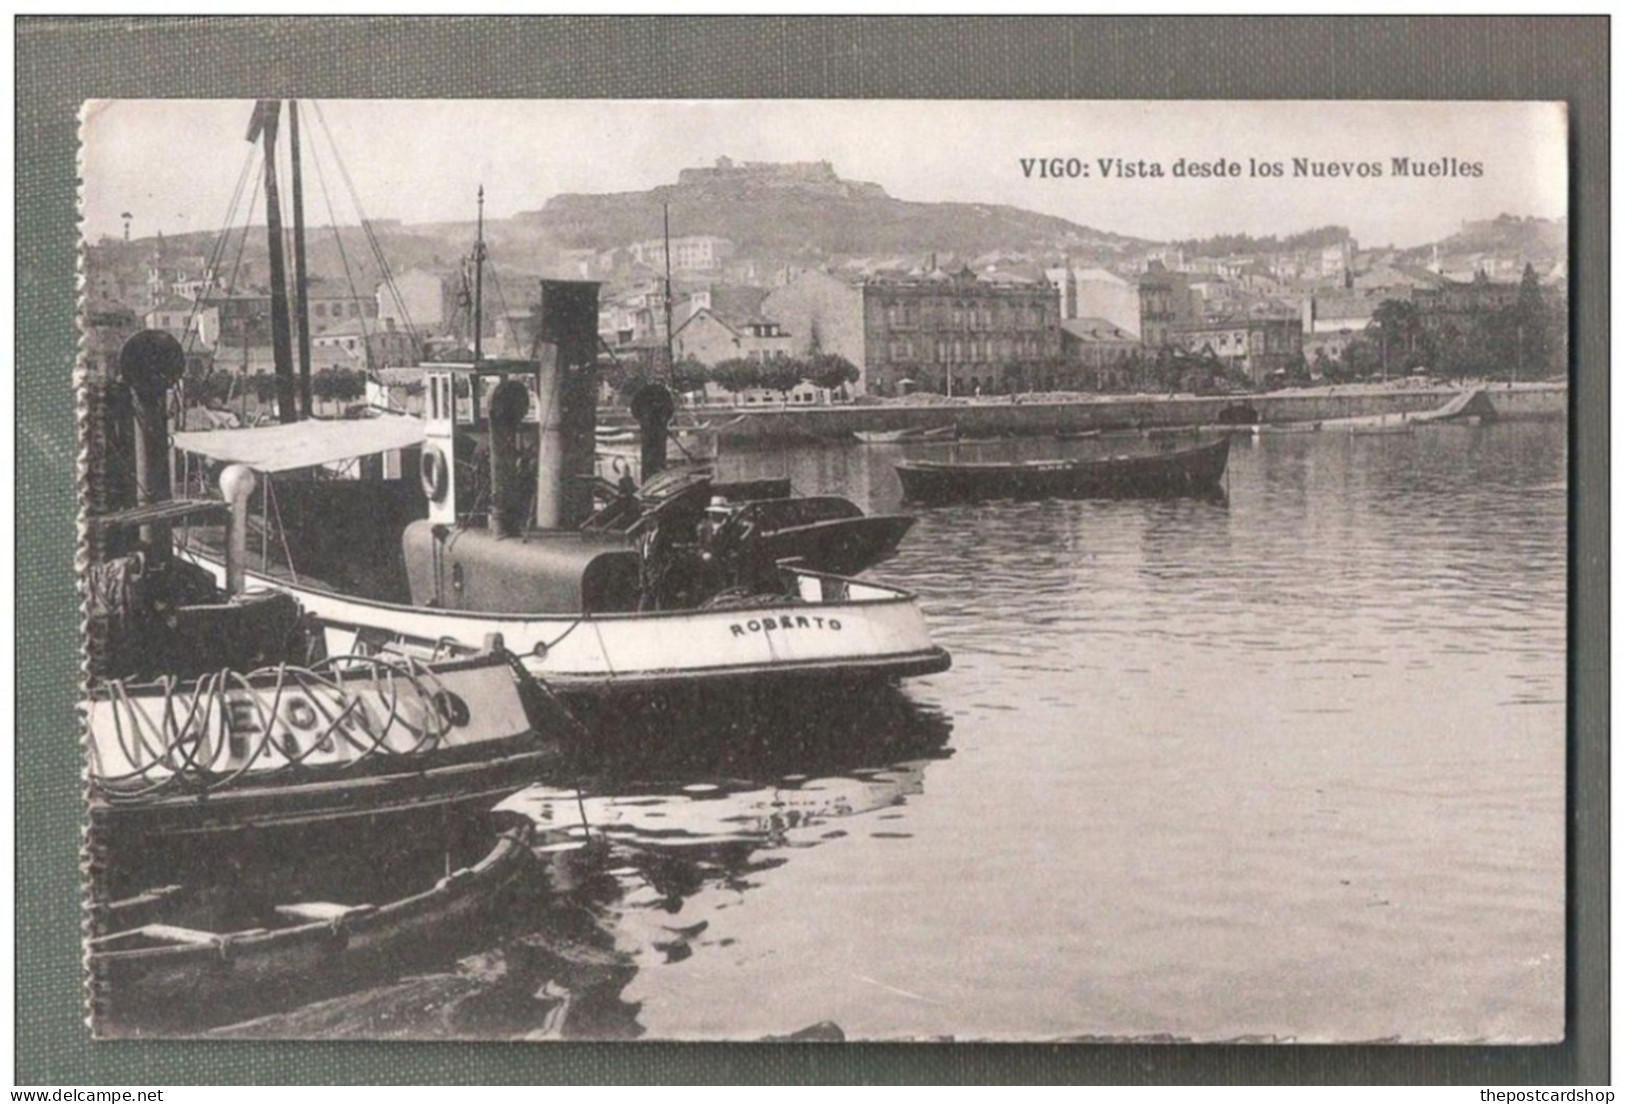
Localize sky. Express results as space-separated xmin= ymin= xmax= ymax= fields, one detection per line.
xmin=80 ymin=99 xmax=1568 ymax=249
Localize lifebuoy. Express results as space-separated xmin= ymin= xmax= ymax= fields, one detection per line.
xmin=420 ymin=446 xmax=450 ymax=503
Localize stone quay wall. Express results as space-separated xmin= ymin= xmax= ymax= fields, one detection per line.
xmin=689 ymin=382 xmax=1568 ymax=444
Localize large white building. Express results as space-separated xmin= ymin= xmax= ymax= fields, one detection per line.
xmin=628 ymin=235 xmax=735 ymax=273
xmin=1047 ymin=265 xmax=1141 ymax=339
xmin=377 ymin=269 xmax=453 ymax=333
xmin=142 ymin=298 xmax=220 ymax=348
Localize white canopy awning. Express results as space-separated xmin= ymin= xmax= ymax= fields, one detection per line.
xmin=172 ymin=415 xmax=425 ymax=473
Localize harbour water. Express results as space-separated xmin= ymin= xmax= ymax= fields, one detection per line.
xmin=221 ymin=419 xmax=1566 ymax=1042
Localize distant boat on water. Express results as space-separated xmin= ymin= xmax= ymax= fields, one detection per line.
xmin=853 ymin=425 xmax=956 ymax=444
xmin=1348 ymin=422 xmax=1416 ymax=436
xmin=895 ymin=436 xmax=1231 ymax=505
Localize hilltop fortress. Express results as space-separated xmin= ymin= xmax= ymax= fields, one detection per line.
xmin=675 ymin=156 xmax=889 ymax=200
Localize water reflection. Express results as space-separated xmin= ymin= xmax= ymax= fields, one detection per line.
xmin=192 ymin=420 xmax=1563 ymax=1042
xmin=213 ymin=688 xmax=953 ymax=1039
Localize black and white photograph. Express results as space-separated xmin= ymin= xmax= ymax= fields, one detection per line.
xmin=77 ymin=97 xmax=1569 ymax=1043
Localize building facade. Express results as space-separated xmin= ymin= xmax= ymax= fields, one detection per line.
xmin=377 ymin=269 xmax=455 ymax=333
xmin=1059 ymin=318 xmax=1139 ymax=391
xmin=1412 ymin=274 xmax=1523 ymax=333
xmin=759 ymin=270 xmax=870 ymax=388
xmin=672 ymin=309 xmax=795 ymax=366
xmin=1137 ymin=262 xmax=1198 ymax=349
xmin=142 ymin=299 xmax=220 ymax=348
xmin=628 ymin=235 xmax=736 ymax=273
xmin=1167 ymin=316 xmax=1303 ymax=385
xmin=1047 ymin=265 xmax=1141 ymax=337
xmin=762 ymin=267 xmax=1061 ymax=396
xmin=859 ymin=269 xmax=1060 ymax=396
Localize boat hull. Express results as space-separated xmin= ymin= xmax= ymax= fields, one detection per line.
xmin=88 ymin=822 xmax=538 ymax=1032
xmin=180 ymin=554 xmax=951 ymax=700
xmin=895 ymin=437 xmax=1231 ymax=505
xmin=86 ymin=651 xmax=566 ymax=836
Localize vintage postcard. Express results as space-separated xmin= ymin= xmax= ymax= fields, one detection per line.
xmin=78 ymin=99 xmax=1568 ymax=1042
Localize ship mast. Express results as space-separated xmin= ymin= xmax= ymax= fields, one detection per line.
xmin=247 ymin=100 xmax=297 ymax=424
xmin=288 ymin=100 xmax=313 ymax=419
xmin=473 ymin=185 xmax=485 ymax=364
xmin=662 ymin=202 xmax=674 ymax=380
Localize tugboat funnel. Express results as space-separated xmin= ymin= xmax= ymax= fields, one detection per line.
xmin=531 ymin=280 xmax=600 ymax=529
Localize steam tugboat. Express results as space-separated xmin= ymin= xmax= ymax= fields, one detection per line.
xmin=84 ymin=331 xmax=571 ymax=841
xmin=160 ymin=101 xmax=947 ymax=706
xmin=173 ymin=279 xmax=949 ymax=703
xmin=83 ymin=330 xmax=562 ymax=1034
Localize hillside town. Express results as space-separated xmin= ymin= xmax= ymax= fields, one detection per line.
xmin=83 ymin=157 xmax=1568 ymax=412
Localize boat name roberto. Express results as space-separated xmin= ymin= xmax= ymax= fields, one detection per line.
xmin=729 ymin=615 xmax=843 ymax=638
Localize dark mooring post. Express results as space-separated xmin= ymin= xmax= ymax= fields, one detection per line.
xmin=631 ymin=381 xmax=673 ymax=482
xmin=288 ymin=100 xmax=313 ymax=419
xmin=248 ymin=100 xmax=297 ymax=424
xmin=118 ymin=330 xmax=186 ymax=560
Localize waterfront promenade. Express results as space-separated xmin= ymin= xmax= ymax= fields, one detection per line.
xmin=647 ymin=380 xmax=1569 ymax=444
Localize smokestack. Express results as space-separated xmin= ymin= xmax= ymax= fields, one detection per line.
xmin=487 ymin=378 xmax=530 ymax=538
xmin=532 ymin=280 xmax=601 ymax=528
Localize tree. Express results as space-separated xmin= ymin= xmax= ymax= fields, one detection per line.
xmin=313 ymin=366 xmax=366 ymax=404
xmin=710 ymin=358 xmax=764 ymax=397
xmin=248 ymin=371 xmax=279 ymax=402
xmin=1367 ymin=298 xmax=1435 ymax=376
xmin=758 ymin=358 xmax=804 ymax=400
xmin=806 ymin=352 xmax=860 ymax=394
xmin=670 ymin=356 xmax=711 ymax=395
xmin=1338 ymin=335 xmax=1383 ymax=380
xmin=1502 ymin=262 xmax=1550 ymax=380
xmin=1121 ymin=350 xmax=1144 ymax=393
xmin=185 ymin=369 xmax=233 ymax=406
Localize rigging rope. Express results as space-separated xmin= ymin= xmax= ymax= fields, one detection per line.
xmin=486 ymin=264 xmax=513 ymax=355
xmin=87 ymin=653 xmax=468 ymax=802
xmin=310 ymin=102 xmax=420 ymax=351
xmin=181 ymin=140 xmax=258 ymax=358
xmin=306 ymin=137 xmax=377 ymax=371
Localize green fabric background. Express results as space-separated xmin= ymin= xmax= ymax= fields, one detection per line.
xmin=15 ymin=16 xmax=1608 ymax=1085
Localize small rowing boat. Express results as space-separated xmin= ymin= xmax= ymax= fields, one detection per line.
xmin=853 ymin=425 xmax=956 ymax=444
xmin=88 ymin=818 xmax=540 ymax=1032
xmin=895 ymin=436 xmax=1231 ymax=505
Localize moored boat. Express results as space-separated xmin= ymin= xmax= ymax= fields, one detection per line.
xmin=895 ymin=435 xmax=1231 ymax=505
xmin=163 ymin=134 xmax=950 ymax=707
xmin=88 ymin=818 xmax=540 ymax=1032
xmin=853 ymin=425 xmax=955 ymax=444
xmin=595 ymin=418 xmax=722 ymax=485
xmin=87 ymin=333 xmax=572 ymax=838
xmin=172 ymin=288 xmax=949 ymax=703
xmin=88 ymin=642 xmax=567 ymax=837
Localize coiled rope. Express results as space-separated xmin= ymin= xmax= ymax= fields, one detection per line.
xmin=88 ymin=653 xmax=467 ymax=802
